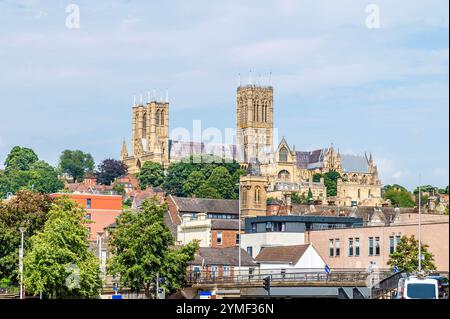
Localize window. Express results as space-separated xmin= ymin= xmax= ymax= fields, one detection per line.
xmin=355 ymin=238 xmax=360 ymax=256
xmin=242 ymin=189 xmax=248 ymax=207
xmin=329 ymin=239 xmax=334 ymax=257
xmin=156 ymin=110 xmax=161 ymax=126
xmin=254 ymin=187 xmax=261 ymax=206
xmin=85 ymin=213 xmax=91 ymax=221
xmin=86 ymin=198 xmax=92 ymax=209
xmin=375 ymin=237 xmax=380 ymax=256
xmin=211 ymin=266 xmax=218 ymax=279
xmin=358 ymin=189 xmax=361 ymax=199
xmin=266 ymin=222 xmax=286 ymax=232
xmin=217 ymin=231 xmax=222 ymax=246
xmin=235 ymin=233 xmax=240 ymax=245
xmin=369 ymin=237 xmax=374 ymax=256
xmin=142 ymin=113 xmax=147 ymax=135
xmin=396 ymin=235 xmax=401 ymax=245
xmin=278 ymin=170 xmax=290 ymax=180
xmin=223 ymin=266 xmax=231 ymax=277
xmin=389 ymin=236 xmax=395 ymax=254
xmin=349 ymin=238 xmax=354 ymax=256
xmin=160 ymin=110 xmax=165 ymax=125
xmin=247 ymin=246 xmax=253 ymax=258
xmin=279 ymin=148 xmax=288 ymax=162
xmin=335 ymin=239 xmax=340 ymax=256
xmin=251 ymin=223 xmax=257 ymax=233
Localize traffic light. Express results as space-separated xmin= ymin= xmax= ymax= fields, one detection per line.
xmin=263 ymin=276 xmax=271 ymax=293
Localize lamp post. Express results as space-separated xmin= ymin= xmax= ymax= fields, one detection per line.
xmin=235 ymin=182 xmax=242 ymax=281
xmin=18 ymin=227 xmax=26 ymax=300
xmin=238 ymin=184 xmax=241 ymax=274
xmin=97 ymin=231 xmax=104 ymax=276
xmin=418 ymin=175 xmax=422 ymax=273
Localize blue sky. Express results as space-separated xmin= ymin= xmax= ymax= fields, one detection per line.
xmin=0 ymin=0 xmax=448 ymax=190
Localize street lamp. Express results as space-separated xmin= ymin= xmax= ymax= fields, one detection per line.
xmin=18 ymin=227 xmax=27 ymax=300
xmin=97 ymin=231 xmax=105 ymax=276
xmin=236 ymin=183 xmax=242 ymax=279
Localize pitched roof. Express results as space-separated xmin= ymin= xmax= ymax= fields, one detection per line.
xmin=168 ymin=140 xmax=236 ymax=162
xmin=132 ymin=188 xmax=165 ymax=208
xmin=171 ymin=196 xmax=239 ymax=215
xmin=255 ymin=245 xmax=310 ymax=264
xmin=340 ymin=154 xmax=369 ymax=173
xmin=211 ymin=219 xmax=242 ymax=230
xmin=296 ymin=149 xmax=326 ymax=169
xmin=191 ymin=247 xmax=255 ymax=267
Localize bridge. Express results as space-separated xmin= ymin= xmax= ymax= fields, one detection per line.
xmin=185 ymin=269 xmax=393 ymax=299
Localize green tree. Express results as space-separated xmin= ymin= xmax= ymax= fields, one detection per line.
xmin=59 ymin=150 xmax=95 ymax=183
xmin=137 ymin=161 xmax=165 ymax=189
xmin=164 ymin=161 xmax=196 ymax=197
xmin=112 ymin=183 xmax=126 ymax=197
xmin=195 ymin=183 xmax=221 ymax=199
xmin=163 ymin=155 xmax=242 ymax=199
xmin=323 ymin=171 xmax=340 ymax=197
xmin=28 ymin=161 xmax=64 ymax=194
xmin=308 ymin=188 xmax=314 ymax=200
xmin=4 ymin=146 xmax=38 ymax=171
xmin=0 ymin=191 xmax=53 ymax=282
xmin=383 ymin=185 xmax=415 ymax=207
xmin=182 ymin=171 xmax=206 ymax=197
xmin=205 ymin=166 xmax=234 ymax=199
xmin=312 ymin=172 xmax=340 ymax=197
xmin=0 ymin=147 xmax=62 ymax=198
xmin=108 ymin=198 xmax=198 ymax=297
xmin=291 ymin=192 xmax=308 ymax=205
xmin=387 ymin=235 xmax=436 ymax=273
xmin=23 ymin=197 xmax=102 ymax=298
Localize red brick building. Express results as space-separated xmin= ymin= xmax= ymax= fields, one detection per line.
xmin=51 ymin=193 xmax=122 ymax=241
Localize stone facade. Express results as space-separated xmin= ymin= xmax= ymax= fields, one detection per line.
xmin=121 ymin=96 xmax=170 ymax=174
xmin=121 ymin=83 xmax=383 ymax=207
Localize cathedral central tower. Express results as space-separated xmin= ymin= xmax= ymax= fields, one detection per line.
xmin=236 ymin=84 xmax=274 ymax=164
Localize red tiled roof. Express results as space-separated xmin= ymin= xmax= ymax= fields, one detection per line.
xmin=255 ymin=245 xmax=310 ymax=264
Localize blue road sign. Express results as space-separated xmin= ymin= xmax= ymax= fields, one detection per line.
xmin=112 ymin=295 xmax=122 ymax=300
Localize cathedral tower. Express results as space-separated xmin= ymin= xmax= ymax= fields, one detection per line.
xmin=122 ymin=93 xmax=170 ymax=173
xmin=236 ymin=82 xmax=273 ymax=164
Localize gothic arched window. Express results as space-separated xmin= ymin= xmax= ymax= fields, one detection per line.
xmin=156 ymin=110 xmax=161 ymax=126
xmin=279 ymin=147 xmax=288 ymax=162
xmin=160 ymin=110 xmax=165 ymax=126
xmin=242 ymin=189 xmax=247 ymax=207
xmin=278 ymin=170 xmax=290 ymax=181
xmin=253 ymin=101 xmax=257 ymax=121
xmin=254 ymin=187 xmax=261 ymax=205
xmin=142 ymin=113 xmax=147 ymax=136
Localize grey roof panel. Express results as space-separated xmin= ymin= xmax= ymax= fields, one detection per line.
xmin=340 ymin=154 xmax=369 ymax=173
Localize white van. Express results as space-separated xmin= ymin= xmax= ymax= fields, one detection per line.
xmin=397 ymin=276 xmax=439 ymax=299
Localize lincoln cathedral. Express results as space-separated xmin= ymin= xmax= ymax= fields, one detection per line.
xmin=121 ymin=80 xmax=384 ymax=207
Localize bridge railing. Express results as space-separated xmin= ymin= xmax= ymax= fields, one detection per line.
xmin=188 ymin=269 xmax=391 ymax=285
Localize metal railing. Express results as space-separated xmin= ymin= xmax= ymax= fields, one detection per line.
xmin=188 ymin=269 xmax=391 ymax=285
